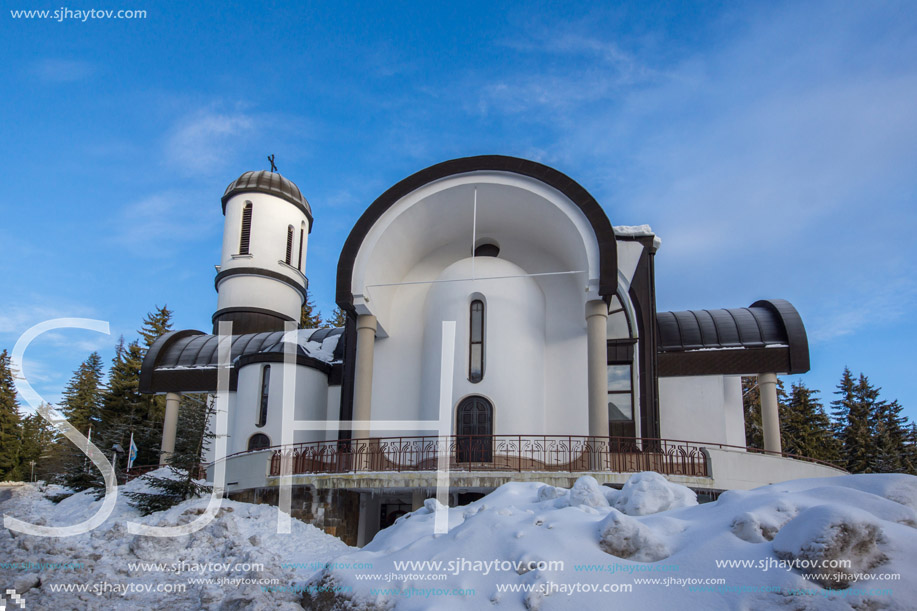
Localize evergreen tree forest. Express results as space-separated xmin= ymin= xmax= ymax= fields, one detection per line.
xmin=0 ymin=306 xmax=180 ymax=486
xmin=743 ymin=368 xmax=917 ymax=474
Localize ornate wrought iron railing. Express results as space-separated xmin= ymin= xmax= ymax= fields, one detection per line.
xmin=266 ymin=435 xmax=710 ymax=477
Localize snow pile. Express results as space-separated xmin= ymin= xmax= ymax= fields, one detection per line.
xmin=304 ymin=472 xmax=917 ymax=611
xmin=0 ymin=470 xmax=351 ymax=610
xmin=772 ymin=505 xmax=887 ymax=589
xmin=613 ymin=471 xmax=697 ymax=515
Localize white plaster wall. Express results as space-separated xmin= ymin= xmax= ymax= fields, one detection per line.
xmin=219 ymin=191 xmax=308 ymax=321
xmin=230 ymin=362 xmax=330 ymax=454
xmin=216 ymin=275 xmax=302 ymax=323
xmin=418 ymin=257 xmax=547 ymax=436
xmin=705 ymin=448 xmax=846 ymax=490
xmin=659 ymin=375 xmax=745 ymax=445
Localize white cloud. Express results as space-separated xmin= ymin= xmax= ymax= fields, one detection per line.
xmin=163 ymin=110 xmax=256 ymax=175
xmin=30 ymin=58 xmax=95 ymax=83
xmin=108 ymin=190 xmax=219 ymax=257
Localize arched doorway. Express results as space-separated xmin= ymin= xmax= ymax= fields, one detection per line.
xmin=455 ymin=396 xmax=493 ymax=462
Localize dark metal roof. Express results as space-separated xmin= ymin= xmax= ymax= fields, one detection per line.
xmin=222 ymin=171 xmax=313 ymax=228
xmin=140 ymin=327 xmax=345 ymax=393
xmin=656 ymin=299 xmax=809 ymax=375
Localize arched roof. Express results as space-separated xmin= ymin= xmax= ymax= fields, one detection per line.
xmin=335 ymin=155 xmax=617 ymax=312
xmin=139 ymin=327 xmax=345 ymax=393
xmin=656 ymin=299 xmax=809 ymax=375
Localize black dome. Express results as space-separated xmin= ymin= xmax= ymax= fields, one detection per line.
xmin=222 ymin=171 xmax=312 ymax=227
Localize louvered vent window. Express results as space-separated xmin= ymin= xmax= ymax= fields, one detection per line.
xmin=297 ymin=223 xmax=305 ymax=270
xmin=285 ymin=225 xmax=294 ymax=265
xmin=239 ymin=202 xmax=253 ymax=255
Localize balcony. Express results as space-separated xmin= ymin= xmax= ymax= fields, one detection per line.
xmin=267 ymin=435 xmax=712 ymax=478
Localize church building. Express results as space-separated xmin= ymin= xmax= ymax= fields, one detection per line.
xmin=140 ymin=155 xmax=843 ymax=545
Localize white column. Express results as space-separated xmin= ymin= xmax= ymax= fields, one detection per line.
xmin=586 ymin=300 xmax=609 ymax=437
xmin=353 ymin=314 xmax=377 ymax=439
xmin=759 ymin=372 xmax=782 ymax=453
xmin=160 ymin=392 xmax=182 ymax=465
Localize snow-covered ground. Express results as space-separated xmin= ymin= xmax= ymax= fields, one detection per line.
xmin=306 ymin=472 xmax=917 ymax=610
xmin=0 ymin=469 xmax=351 ymax=610
xmin=2 ymin=471 xmax=916 ymax=610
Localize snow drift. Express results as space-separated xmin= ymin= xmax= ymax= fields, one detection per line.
xmin=304 ymin=472 xmax=917 ymax=611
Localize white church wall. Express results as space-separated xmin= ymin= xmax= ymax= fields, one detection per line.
xmin=658 ymin=375 xmax=745 ymax=446
xmin=215 ymin=275 xmax=301 ymax=324
xmin=220 ymin=191 xmax=308 ymax=322
xmin=231 ymin=362 xmax=330 ymax=454
xmin=419 ymin=257 xmax=547 ymax=436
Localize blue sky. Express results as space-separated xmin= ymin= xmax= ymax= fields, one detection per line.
xmin=2 ymin=1 xmax=915 ymax=423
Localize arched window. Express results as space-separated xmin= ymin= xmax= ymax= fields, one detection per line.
xmin=247 ymin=433 xmax=271 ymax=451
xmin=256 ymin=365 xmax=270 ymax=427
xmin=469 ymin=299 xmax=485 ymax=383
xmin=297 ymin=222 xmax=305 ymax=270
xmin=239 ymin=202 xmax=253 ymax=255
xmin=285 ymin=225 xmax=294 ymax=265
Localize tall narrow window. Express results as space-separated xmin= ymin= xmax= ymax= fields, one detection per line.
xmin=297 ymin=222 xmax=305 ymax=270
xmin=285 ymin=225 xmax=294 ymax=265
xmin=469 ymin=299 xmax=484 ymax=383
xmin=239 ymin=202 xmax=253 ymax=254
xmin=607 ymin=363 xmax=635 ymax=438
xmin=256 ymin=365 xmax=270 ymax=427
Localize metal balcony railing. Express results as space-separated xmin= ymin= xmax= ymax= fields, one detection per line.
xmin=266 ymin=435 xmax=711 ymax=477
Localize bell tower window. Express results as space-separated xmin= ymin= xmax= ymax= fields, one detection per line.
xmin=239 ymin=202 xmax=253 ymax=255
xmin=285 ymin=225 xmax=294 ymax=265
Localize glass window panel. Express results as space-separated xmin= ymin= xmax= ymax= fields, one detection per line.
xmin=469 ymin=344 xmax=483 ymax=381
xmin=608 ymin=394 xmax=633 ymax=421
xmin=607 ymin=364 xmax=632 ymax=391
xmin=470 ymin=301 xmax=483 ymax=342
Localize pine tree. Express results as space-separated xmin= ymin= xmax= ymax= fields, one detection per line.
xmin=830 ymin=367 xmax=856 ymax=440
xmin=139 ymin=305 xmax=173 ymax=350
xmin=780 ymin=381 xmax=840 ymax=463
xmin=93 ymin=338 xmax=156 ymax=483
xmin=137 ymin=306 xmax=174 ymax=454
xmin=326 ymin=306 xmax=348 ymax=328
xmin=300 ymin=290 xmax=323 ymax=328
xmin=59 ymin=352 xmax=104 ymax=437
xmin=0 ymin=350 xmax=24 ymax=480
xmin=58 ymin=353 xmax=106 ymax=490
xmin=19 ymin=408 xmax=57 ymax=482
xmin=903 ymin=423 xmax=917 ymax=476
xmin=126 ymin=395 xmax=214 ymax=515
xmin=870 ymin=397 xmax=908 ymax=473
xmin=835 ymin=373 xmax=881 ymax=473
xmin=742 ymin=376 xmax=763 ymax=449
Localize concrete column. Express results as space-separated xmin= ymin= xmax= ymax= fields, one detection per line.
xmin=586 ymin=300 xmax=609 ymax=437
xmin=160 ymin=392 xmax=182 ymax=465
xmin=353 ymin=315 xmax=377 ymax=439
xmin=759 ymin=372 xmax=782 ymax=453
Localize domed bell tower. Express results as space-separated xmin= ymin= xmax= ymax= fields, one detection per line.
xmin=214 ymin=171 xmax=312 ymax=334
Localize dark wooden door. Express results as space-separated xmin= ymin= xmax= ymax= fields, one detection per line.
xmin=456 ymin=396 xmax=493 ymax=462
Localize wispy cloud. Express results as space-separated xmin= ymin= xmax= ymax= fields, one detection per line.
xmin=30 ymin=58 xmax=95 ymax=83
xmin=108 ymin=190 xmax=219 ymax=257
xmin=163 ymin=109 xmax=256 ymax=175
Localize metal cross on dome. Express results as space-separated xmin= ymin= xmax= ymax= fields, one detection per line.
xmin=267 ymin=154 xmax=277 ymax=173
